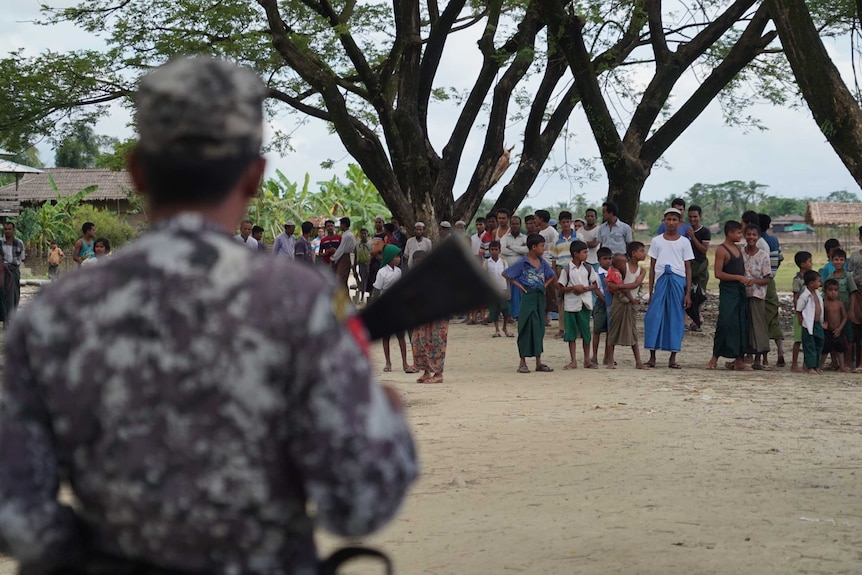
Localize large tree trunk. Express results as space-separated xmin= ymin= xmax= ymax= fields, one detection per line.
xmin=767 ymin=0 xmax=862 ymax=189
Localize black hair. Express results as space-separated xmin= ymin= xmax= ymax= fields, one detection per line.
xmin=832 ymin=248 xmax=847 ymax=259
xmin=485 ymin=212 xmax=497 ymax=221
xmin=359 ymin=227 xmax=368 ymax=233
xmin=688 ymin=205 xmax=702 ymax=216
xmin=526 ymin=233 xmax=545 ymax=249
xmin=524 ymin=214 xmax=535 ymax=222
xmin=744 ymin=224 xmax=761 ymax=236
xmin=794 ymin=251 xmax=812 ymax=267
xmin=534 ymin=209 xmax=551 ymax=223
xmin=383 ymin=223 xmax=396 ymax=234
xmin=558 ymin=211 xmax=573 ymax=221
xmin=82 ymin=222 xmax=95 ymax=234
xmin=724 ymin=220 xmax=742 ymax=234
xmin=758 ymin=214 xmax=772 ymax=232
xmin=602 ymin=201 xmax=618 ymax=217
xmin=586 ymin=208 xmax=597 ymax=217
xmin=138 ymin=153 xmax=257 ymax=208
xmin=94 ymin=237 xmax=111 ymax=254
xmin=475 ymin=217 xmax=486 ymax=224
xmin=510 ymin=215 xmax=521 ymax=223
xmin=824 ymin=278 xmax=839 ymax=290
xmin=825 ymin=238 xmax=840 ymax=254
xmin=252 ymin=225 xmax=264 ymax=235
xmin=597 ymin=246 xmax=613 ymax=259
xmin=496 ymin=208 xmax=511 ymax=218
xmin=301 ymin=221 xmax=314 ymax=235
xmin=324 ymin=219 xmax=335 ymax=226
xmin=340 ymin=217 xmax=351 ymax=229
xmin=804 ymin=270 xmax=820 ymax=286
xmin=626 ymin=241 xmax=645 ymax=258
xmin=741 ymin=210 xmax=759 ymax=226
xmin=671 ymin=197 xmax=686 ymax=208
xmin=489 ymin=240 xmax=502 ymax=249
xmin=412 ymin=250 xmax=427 ymax=264
xmin=3 ymin=221 xmax=14 ymax=229
xmin=569 ymin=240 xmax=588 ymax=255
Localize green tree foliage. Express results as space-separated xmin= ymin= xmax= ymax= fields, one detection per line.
xmin=0 ymin=0 xmax=795 ymax=232
xmin=73 ymin=204 xmax=139 ymax=249
xmin=95 ymin=139 xmax=136 ymax=172
xmin=246 ymin=165 xmax=390 ymax=243
xmin=637 ymin=181 xmax=860 ymax=232
xmin=54 ymin=122 xmax=117 ymax=169
xmin=16 ymin=176 xmax=97 ymax=252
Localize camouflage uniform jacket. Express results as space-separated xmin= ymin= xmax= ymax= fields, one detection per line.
xmin=0 ymin=213 xmax=418 ymax=575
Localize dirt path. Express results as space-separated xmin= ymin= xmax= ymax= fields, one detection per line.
xmin=320 ymin=317 xmax=862 ymax=574
xmin=3 ymin=289 xmax=861 ymax=573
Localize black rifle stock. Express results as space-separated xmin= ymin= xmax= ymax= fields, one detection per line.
xmin=358 ymin=237 xmax=498 ymax=341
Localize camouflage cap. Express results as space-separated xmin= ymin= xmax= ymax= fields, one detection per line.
xmin=136 ymin=56 xmax=267 ymax=159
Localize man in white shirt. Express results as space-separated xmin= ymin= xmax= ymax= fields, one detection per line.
xmin=501 ymin=216 xmax=528 ymax=320
xmin=272 ymin=221 xmax=297 ymax=259
xmin=580 ymin=208 xmax=600 ymax=269
xmin=471 ymin=217 xmax=486 ymax=258
xmin=403 ymin=222 xmax=432 ymax=270
xmin=234 ymin=220 xmax=259 ymax=251
xmin=331 ymin=217 xmax=357 ymax=291
xmin=643 ymin=208 xmax=693 ymax=369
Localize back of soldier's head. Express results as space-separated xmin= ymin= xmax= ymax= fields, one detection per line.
xmin=134 ymin=56 xmax=267 ymax=207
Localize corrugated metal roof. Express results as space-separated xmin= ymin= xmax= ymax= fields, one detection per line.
xmin=806 ymin=202 xmax=862 ymax=226
xmin=0 ymin=159 xmax=43 ymax=174
xmin=0 ymin=168 xmax=133 ymax=202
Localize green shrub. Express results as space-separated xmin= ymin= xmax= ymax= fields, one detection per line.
xmin=73 ymin=205 xmax=139 ymax=249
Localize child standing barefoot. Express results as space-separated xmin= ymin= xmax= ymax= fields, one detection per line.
xmin=797 ymin=270 xmax=825 ymax=374
xmin=503 ymin=234 xmax=557 ymax=373
xmin=607 ymin=243 xmax=649 ymax=369
xmin=485 ymin=241 xmax=513 ymax=338
xmin=591 ymin=247 xmax=613 ymax=366
xmin=373 ymin=245 xmax=418 ymax=373
xmin=822 ymin=279 xmax=849 ymax=372
xmin=790 ymin=251 xmax=812 ymax=372
xmin=409 ymin=250 xmax=449 ymax=383
xmin=707 ymin=221 xmax=753 ymax=371
xmin=558 ymin=241 xmax=598 ymax=369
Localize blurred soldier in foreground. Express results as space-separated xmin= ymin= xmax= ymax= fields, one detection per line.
xmin=0 ymin=57 xmax=417 ymax=575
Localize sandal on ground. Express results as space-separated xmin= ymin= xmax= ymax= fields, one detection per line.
xmin=492 ymin=332 xmax=502 ymax=338
xmin=517 ymin=365 xmax=530 ymax=374
xmin=535 ymin=364 xmax=554 ymax=372
xmin=504 ymin=331 xmax=515 ymax=338
xmin=776 ymin=357 xmax=786 ymax=367
xmin=383 ymin=366 xmax=392 ymax=372
xmin=424 ymin=375 xmax=444 ymax=383
xmin=404 ymin=366 xmax=420 ymax=374
xmin=668 ymin=363 xmax=682 ymax=369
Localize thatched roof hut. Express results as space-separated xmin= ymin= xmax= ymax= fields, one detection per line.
xmin=805 ymin=202 xmax=862 ymax=226
xmin=0 ymin=168 xmax=135 ymax=214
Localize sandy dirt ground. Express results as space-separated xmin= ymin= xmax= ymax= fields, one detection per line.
xmin=3 ymin=287 xmax=862 ymax=574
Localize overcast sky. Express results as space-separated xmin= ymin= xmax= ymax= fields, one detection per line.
xmin=4 ymin=0 xmax=861 ymax=211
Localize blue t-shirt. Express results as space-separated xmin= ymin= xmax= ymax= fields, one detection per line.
xmin=503 ymin=257 xmax=556 ymax=291
xmin=656 ymin=221 xmax=692 ymax=236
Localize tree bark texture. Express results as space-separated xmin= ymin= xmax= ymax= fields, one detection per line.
xmin=767 ymin=0 xmax=862 ymax=190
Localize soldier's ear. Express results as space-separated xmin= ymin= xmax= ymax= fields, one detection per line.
xmin=127 ymin=147 xmax=148 ymax=197
xmin=240 ymin=156 xmax=267 ymax=200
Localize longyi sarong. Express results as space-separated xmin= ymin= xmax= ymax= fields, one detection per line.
xmin=517 ymin=287 xmax=546 ymax=358
xmin=713 ymin=280 xmax=749 ymax=358
xmin=643 ymin=267 xmax=686 ymax=352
